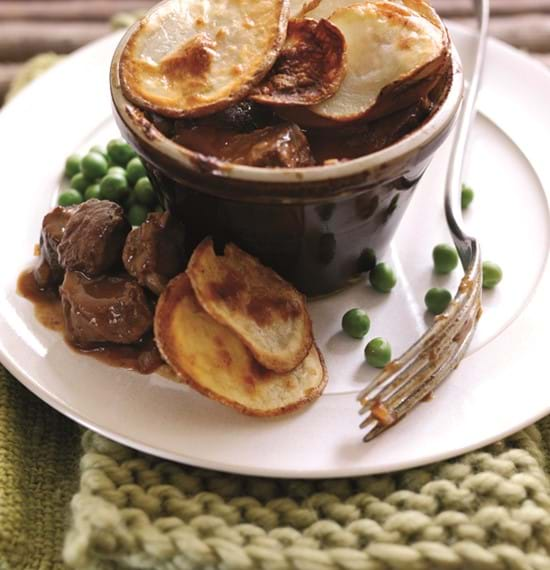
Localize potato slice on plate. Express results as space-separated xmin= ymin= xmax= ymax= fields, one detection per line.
xmin=309 ymin=1 xmax=448 ymax=123
xmin=250 ymin=18 xmax=347 ymax=106
xmin=119 ymin=0 xmax=289 ymax=118
xmin=155 ymin=273 xmax=327 ymax=416
xmin=187 ymin=239 xmax=313 ymax=373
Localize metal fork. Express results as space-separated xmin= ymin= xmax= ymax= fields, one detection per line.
xmin=358 ymin=0 xmax=490 ymax=442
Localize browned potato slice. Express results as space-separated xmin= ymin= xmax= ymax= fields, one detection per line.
xmin=250 ymin=18 xmax=346 ymax=107
xmin=155 ymin=273 xmax=327 ymax=416
xmin=308 ymin=1 xmax=448 ymax=123
xmin=119 ymin=0 xmax=289 ymax=118
xmin=277 ymin=34 xmax=449 ymax=127
xmin=278 ymin=0 xmax=448 ymax=127
xmin=365 ymin=46 xmax=450 ymax=121
xmin=187 ymin=239 xmax=313 ymax=373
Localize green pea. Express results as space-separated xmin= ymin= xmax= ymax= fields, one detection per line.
xmin=58 ymin=189 xmax=83 ymax=206
xmin=357 ymin=248 xmax=377 ymax=273
xmin=425 ymin=288 xmax=452 ymax=315
xmin=124 ymin=194 xmax=137 ymax=211
xmin=342 ymin=308 xmax=371 ymax=339
xmin=482 ymin=261 xmax=503 ymax=289
xmin=461 ymin=184 xmax=474 ymax=210
xmin=108 ymin=166 xmax=127 ymax=178
xmin=134 ymin=177 xmax=156 ymax=206
xmin=127 ymin=204 xmax=149 ymax=227
xmin=126 ymin=157 xmax=147 ymax=185
xmin=65 ymin=154 xmax=81 ymax=178
xmin=99 ymin=173 xmax=128 ymax=202
xmin=84 ymin=184 xmax=101 ymax=201
xmin=89 ymin=145 xmax=107 ymax=157
xmin=70 ymin=172 xmax=91 ymax=193
xmin=107 ymin=138 xmax=137 ymax=166
xmin=369 ymin=262 xmax=397 ymax=293
xmin=365 ymin=338 xmax=392 ymax=369
xmin=81 ymin=152 xmax=108 ymax=180
xmin=432 ymin=244 xmax=459 ymax=274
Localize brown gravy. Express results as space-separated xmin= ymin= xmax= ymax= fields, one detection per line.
xmin=17 ymin=269 xmax=64 ymax=331
xmin=17 ymin=269 xmax=172 ymax=377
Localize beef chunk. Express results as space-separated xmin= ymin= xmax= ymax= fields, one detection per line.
xmin=60 ymin=271 xmax=153 ymax=346
xmin=173 ymin=123 xmax=314 ymax=168
xmin=33 ymin=206 xmax=75 ymax=288
xmin=58 ymin=200 xmax=130 ymax=276
xmin=123 ymin=212 xmax=185 ymax=296
xmin=222 ymin=124 xmax=315 ymax=167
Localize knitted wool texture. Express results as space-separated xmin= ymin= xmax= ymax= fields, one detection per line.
xmin=63 ymin=420 xmax=550 ymax=570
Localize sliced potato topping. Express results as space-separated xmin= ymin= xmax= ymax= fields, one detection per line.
xmin=250 ymin=18 xmax=347 ymax=107
xmin=119 ymin=0 xmax=289 ymax=118
xmin=155 ymin=273 xmax=327 ymax=416
xmin=309 ymin=1 xmax=447 ymax=122
xmin=187 ymin=239 xmax=313 ymax=374
xmin=304 ymin=0 xmax=443 ymax=28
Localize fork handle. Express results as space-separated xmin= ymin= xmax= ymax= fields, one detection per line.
xmin=445 ymin=0 xmax=490 ymax=268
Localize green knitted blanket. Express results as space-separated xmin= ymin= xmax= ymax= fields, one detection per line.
xmin=2 ymin=54 xmax=550 ymax=570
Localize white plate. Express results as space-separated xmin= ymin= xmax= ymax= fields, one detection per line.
xmin=0 ymin=25 xmax=549 ymax=478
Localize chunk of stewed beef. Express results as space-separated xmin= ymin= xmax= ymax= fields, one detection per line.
xmin=173 ymin=123 xmax=315 ymax=168
xmin=57 ymin=200 xmax=130 ymax=277
xmin=60 ymin=271 xmax=153 ymax=346
xmin=123 ymin=212 xmax=185 ymax=296
xmin=33 ymin=206 xmax=76 ymax=289
xmin=221 ymin=123 xmax=315 ymax=167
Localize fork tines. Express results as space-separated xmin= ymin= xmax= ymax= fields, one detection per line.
xmin=358 ymin=263 xmax=482 ymax=442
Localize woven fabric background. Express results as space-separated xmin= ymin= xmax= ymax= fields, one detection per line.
xmin=0 ymin=369 xmax=81 ymax=569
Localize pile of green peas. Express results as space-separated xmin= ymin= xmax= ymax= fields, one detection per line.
xmin=60 ymin=139 xmax=162 ymax=226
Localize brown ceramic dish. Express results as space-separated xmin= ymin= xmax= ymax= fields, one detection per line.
xmin=110 ymin=32 xmax=463 ymax=297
